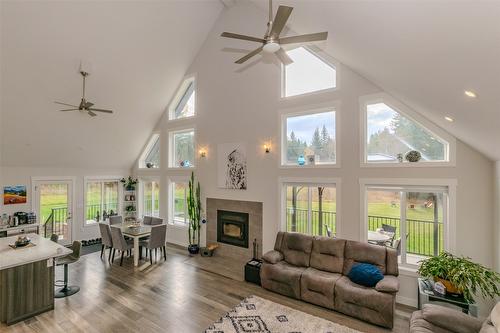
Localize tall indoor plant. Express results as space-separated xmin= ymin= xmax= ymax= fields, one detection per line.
xmin=418 ymin=252 xmax=500 ymax=302
xmin=187 ymin=172 xmax=202 ymax=255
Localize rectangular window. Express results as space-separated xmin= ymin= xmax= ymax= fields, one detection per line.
xmin=283 ymin=183 xmax=337 ymax=237
xmin=282 ymin=110 xmax=336 ymax=166
xmin=170 ymin=181 xmax=189 ymax=225
xmin=169 ymin=128 xmax=195 ymax=168
xmin=141 ymin=180 xmax=160 ymax=217
xmin=365 ymin=186 xmax=447 ymax=266
xmin=85 ymin=180 xmax=119 ymax=224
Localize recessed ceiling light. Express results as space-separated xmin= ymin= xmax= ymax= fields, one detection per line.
xmin=444 ymin=116 xmax=454 ymax=122
xmin=464 ymin=90 xmax=477 ymax=98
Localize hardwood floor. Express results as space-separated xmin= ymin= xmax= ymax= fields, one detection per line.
xmin=0 ymin=244 xmax=413 ymax=333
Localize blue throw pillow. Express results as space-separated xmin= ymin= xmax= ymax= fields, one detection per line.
xmin=348 ymin=263 xmax=384 ymax=287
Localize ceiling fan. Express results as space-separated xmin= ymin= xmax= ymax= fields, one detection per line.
xmin=55 ymin=71 xmax=114 ymax=117
xmin=221 ymin=0 xmax=328 ymax=65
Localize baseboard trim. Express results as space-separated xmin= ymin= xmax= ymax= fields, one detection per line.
xmin=397 ymin=295 xmax=417 ymax=308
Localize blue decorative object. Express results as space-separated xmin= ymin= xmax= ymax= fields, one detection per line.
xmin=348 ymin=263 xmax=384 ymax=287
xmin=297 ymin=155 xmax=306 ymax=166
xmin=184 ymin=160 xmax=191 ymax=167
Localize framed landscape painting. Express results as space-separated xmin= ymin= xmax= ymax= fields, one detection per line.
xmin=217 ymin=143 xmax=247 ymax=190
xmin=4 ymin=185 xmax=27 ymax=205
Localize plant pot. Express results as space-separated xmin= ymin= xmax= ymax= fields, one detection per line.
xmin=434 ymin=277 xmax=462 ymax=295
xmin=188 ymin=244 xmax=200 ymax=255
xmin=125 ymin=185 xmax=136 ymax=191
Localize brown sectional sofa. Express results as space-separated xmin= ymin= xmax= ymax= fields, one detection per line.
xmin=260 ymin=231 xmax=400 ymax=328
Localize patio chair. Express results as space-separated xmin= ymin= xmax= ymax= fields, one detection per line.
xmin=324 ymin=224 xmax=333 ymax=237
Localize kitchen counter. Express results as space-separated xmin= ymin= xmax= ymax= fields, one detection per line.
xmin=0 ymin=234 xmax=72 ymax=325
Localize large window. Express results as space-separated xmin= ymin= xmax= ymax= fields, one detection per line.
xmin=139 ymin=134 xmax=160 ymax=169
xmin=85 ymin=180 xmax=119 ymax=224
xmin=169 ymin=179 xmax=189 ymax=225
xmin=282 ymin=47 xmax=336 ymax=98
xmin=169 ymin=77 xmax=196 ymax=120
xmin=282 ymin=181 xmax=337 ymax=237
xmin=282 ymin=109 xmax=336 ymax=166
xmin=365 ymin=101 xmax=449 ymax=164
xmin=141 ymin=179 xmax=160 ymax=217
xmin=169 ymin=128 xmax=195 ymax=168
xmin=364 ymin=185 xmax=449 ymax=267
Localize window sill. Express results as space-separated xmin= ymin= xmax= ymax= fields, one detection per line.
xmin=361 ymin=161 xmax=454 ymax=168
xmin=168 ymin=222 xmax=189 ymax=229
xmin=398 ymin=265 xmax=419 ymax=277
xmin=167 ymin=166 xmax=196 ymax=171
xmin=280 ymin=163 xmax=340 ymax=169
xmin=83 ymin=221 xmax=99 ymax=228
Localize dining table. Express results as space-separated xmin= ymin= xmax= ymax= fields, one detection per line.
xmin=119 ymin=223 xmax=152 ymax=267
xmin=367 ymin=230 xmax=392 ymax=245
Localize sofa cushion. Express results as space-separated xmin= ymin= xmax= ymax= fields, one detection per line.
xmin=260 ymin=261 xmax=305 ymax=299
xmin=310 ymin=236 xmax=346 ymax=273
xmin=262 ymin=250 xmax=283 ymax=264
xmin=480 ymin=321 xmax=498 ymax=333
xmin=343 ymin=241 xmax=388 ymax=275
xmin=375 ymin=275 xmax=400 ymax=293
xmin=347 ymin=263 xmax=384 ymax=287
xmin=335 ymin=276 xmax=393 ymax=312
xmin=282 ymin=232 xmax=313 ymax=267
xmin=491 ymin=302 xmax=500 ymax=333
xmin=410 ymin=310 xmax=454 ymax=333
xmin=422 ymin=304 xmax=483 ymax=333
xmin=300 ymin=267 xmax=342 ymax=309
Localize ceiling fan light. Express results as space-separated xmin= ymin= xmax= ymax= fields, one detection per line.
xmin=263 ymin=42 xmax=280 ymax=53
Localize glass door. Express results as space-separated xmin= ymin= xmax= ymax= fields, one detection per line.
xmin=33 ymin=179 xmax=73 ymax=244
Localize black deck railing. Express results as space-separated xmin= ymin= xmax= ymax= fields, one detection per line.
xmin=286 ymin=208 xmax=443 ymax=257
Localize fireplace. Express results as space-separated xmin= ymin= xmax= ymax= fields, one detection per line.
xmin=217 ymin=210 xmax=249 ymax=248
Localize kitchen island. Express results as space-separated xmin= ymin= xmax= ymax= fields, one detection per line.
xmin=0 ymin=234 xmax=72 ymax=325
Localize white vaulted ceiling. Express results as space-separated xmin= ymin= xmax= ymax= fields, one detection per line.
xmin=0 ymin=0 xmax=223 ymax=168
xmin=250 ymin=0 xmax=500 ymax=161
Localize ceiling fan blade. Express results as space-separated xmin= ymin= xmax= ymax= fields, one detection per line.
xmin=84 ymin=101 xmax=94 ymax=108
xmin=88 ymin=110 xmax=97 ymax=117
xmin=279 ymin=32 xmax=328 ymax=45
xmin=88 ymin=108 xmax=113 ymax=114
xmin=270 ymin=6 xmax=293 ymax=38
xmin=221 ymin=32 xmax=265 ymax=44
xmin=235 ymin=46 xmax=264 ymax=64
xmin=59 ymin=109 xmax=79 ymax=112
xmin=55 ymin=101 xmax=78 ymax=108
xmin=275 ymin=48 xmax=293 ymax=66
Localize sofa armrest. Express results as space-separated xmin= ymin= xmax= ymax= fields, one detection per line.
xmin=262 ymin=250 xmax=283 ymax=264
xmin=375 ymin=275 xmax=399 ymax=293
xmin=422 ymin=304 xmax=483 ymax=333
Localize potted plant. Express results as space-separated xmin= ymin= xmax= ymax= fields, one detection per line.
xmin=120 ymin=176 xmax=138 ymax=191
xmin=418 ymin=252 xmax=500 ymax=302
xmin=187 ymin=172 xmax=202 ymax=255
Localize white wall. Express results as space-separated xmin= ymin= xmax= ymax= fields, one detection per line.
xmin=495 ymin=162 xmax=500 ymax=272
xmin=134 ymin=2 xmax=496 ymax=313
xmin=1 ymin=166 xmax=129 ymax=241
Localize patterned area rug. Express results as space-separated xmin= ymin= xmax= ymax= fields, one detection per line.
xmin=205 ymin=295 xmax=362 ymax=333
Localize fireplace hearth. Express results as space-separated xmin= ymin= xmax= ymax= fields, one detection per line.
xmin=217 ymin=210 xmax=249 ymax=248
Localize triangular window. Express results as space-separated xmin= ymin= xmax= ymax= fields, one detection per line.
xmin=139 ymin=134 xmax=160 ymax=168
xmin=169 ymin=77 xmax=195 ymax=120
xmin=366 ymin=102 xmax=449 ymax=163
xmin=282 ymin=47 xmax=336 ymax=97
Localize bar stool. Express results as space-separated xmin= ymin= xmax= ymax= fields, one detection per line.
xmin=55 ymin=241 xmax=82 ymax=298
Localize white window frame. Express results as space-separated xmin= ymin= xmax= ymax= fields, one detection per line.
xmin=280 ymin=102 xmax=340 ymax=168
xmin=168 ymin=75 xmax=196 ymax=121
xmin=138 ymin=133 xmax=160 ymax=169
xmin=279 ymin=177 xmax=341 ymax=237
xmin=359 ymin=178 xmax=457 ymax=271
xmin=360 ymin=93 xmax=456 ymax=167
xmin=168 ymin=126 xmax=196 ymax=169
xmin=83 ymin=176 xmax=122 ymax=226
xmin=168 ymin=176 xmax=190 ymax=227
xmin=281 ymin=45 xmax=339 ymax=99
xmin=138 ymin=177 xmax=160 ymax=218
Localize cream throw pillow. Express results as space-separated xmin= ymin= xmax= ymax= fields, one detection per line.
xmin=491 ymin=301 xmax=500 ymax=333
